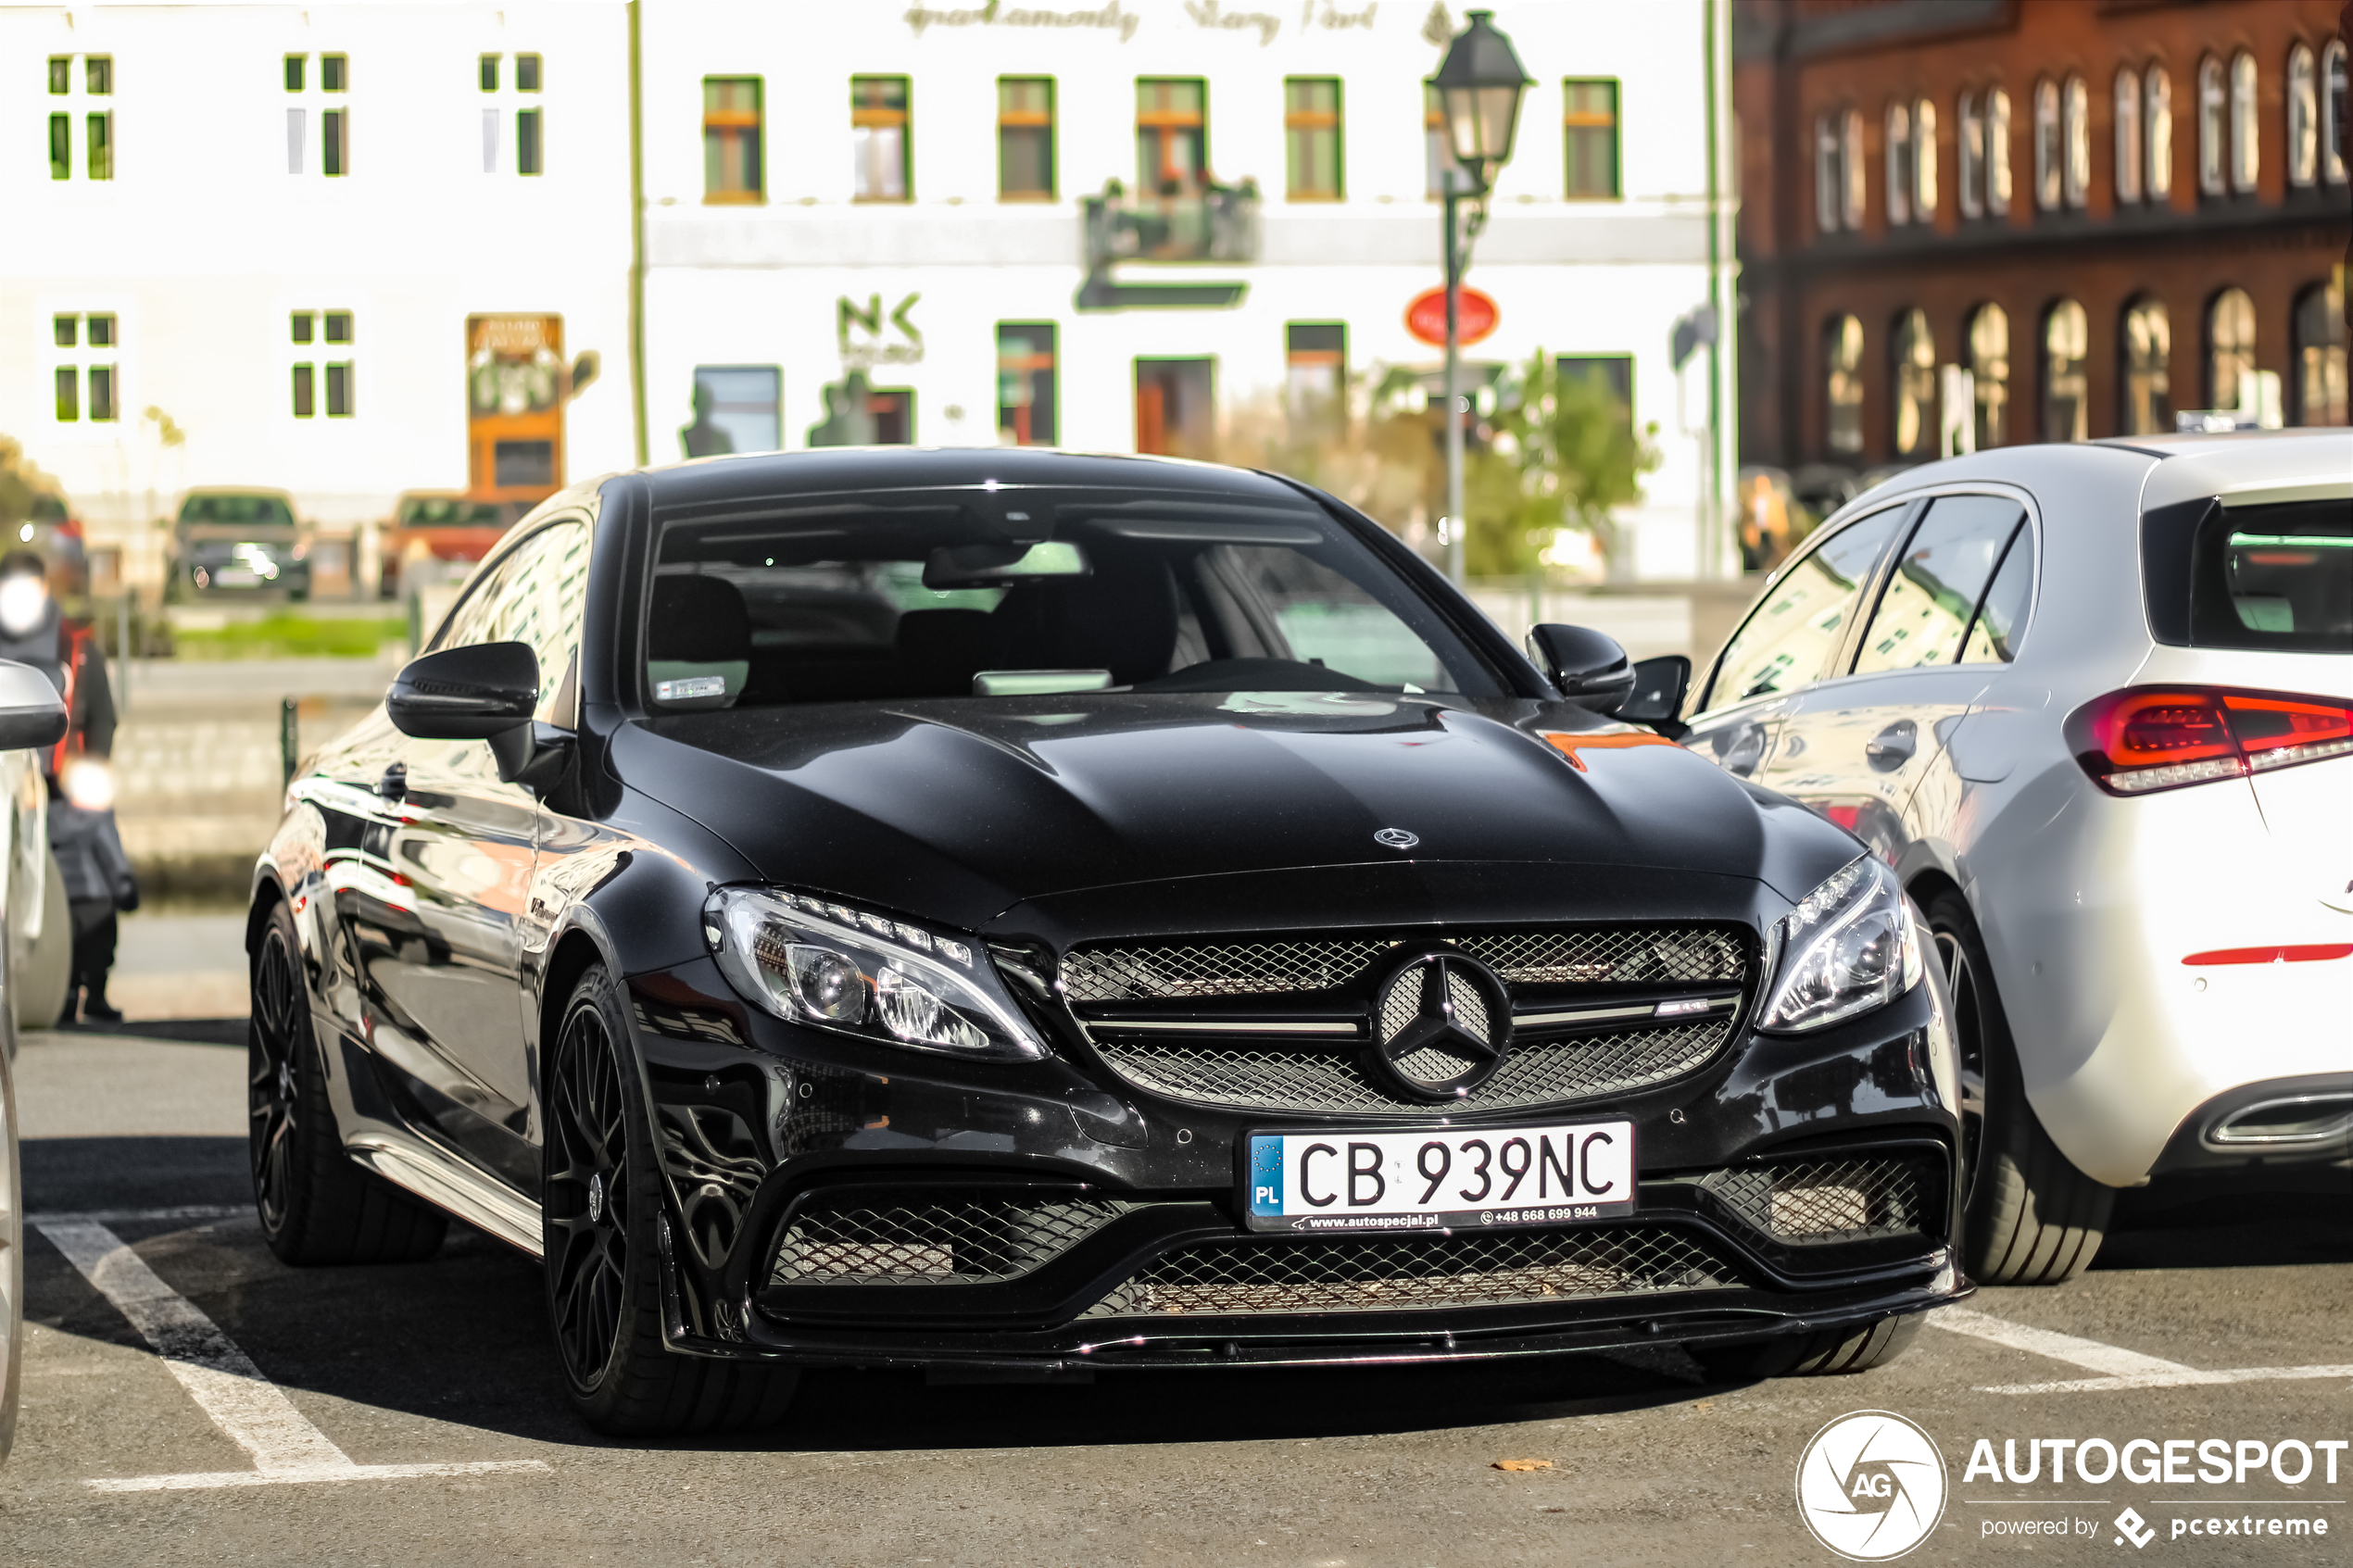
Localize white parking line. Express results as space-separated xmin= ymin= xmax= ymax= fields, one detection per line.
xmin=34 ymin=1214 xmax=551 ymax=1491
xmin=1930 ymin=1306 xmax=2353 ymax=1395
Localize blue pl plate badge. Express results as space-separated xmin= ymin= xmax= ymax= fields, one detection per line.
xmin=1248 ymin=1135 xmax=1284 ymax=1217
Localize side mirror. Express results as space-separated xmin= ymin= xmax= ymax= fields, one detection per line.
xmin=387 ymin=641 xmax=538 ymax=740
xmin=0 ymin=660 xmax=68 ymax=751
xmin=1617 ymin=654 xmax=1692 ymax=737
xmin=1526 ymin=623 xmax=1635 ymax=713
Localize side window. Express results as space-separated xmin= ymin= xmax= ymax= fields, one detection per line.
xmin=430 ymin=556 xmax=512 ymax=653
xmin=427 ymin=521 xmax=592 ymax=718
xmin=1853 ymin=496 xmax=2029 ymax=673
xmin=1698 ymin=506 xmax=1909 ymax=711
xmin=487 ymin=521 xmax=592 ymax=721
xmin=1959 ymin=524 xmax=2035 ymax=663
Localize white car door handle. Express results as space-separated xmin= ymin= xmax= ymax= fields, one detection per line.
xmin=1866 ymin=721 xmax=1918 ymax=770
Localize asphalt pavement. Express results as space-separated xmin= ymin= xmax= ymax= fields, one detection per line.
xmin=2 ymin=1029 xmax=2345 ymax=1567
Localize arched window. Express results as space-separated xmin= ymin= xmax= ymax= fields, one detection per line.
xmin=1842 ymin=107 xmax=1867 ymax=229
xmin=2033 ymin=77 xmax=2062 ymax=209
xmin=1815 ymin=112 xmax=1841 ymax=233
xmin=2325 ymin=42 xmax=2348 ymax=183
xmin=2043 ymin=299 xmax=2088 ymax=443
xmin=2145 ymin=65 xmax=2173 ymax=198
xmin=2114 ymin=68 xmax=2143 ymax=203
xmin=2120 ymin=297 xmax=2171 ymax=435
xmin=1986 ymin=86 xmax=2013 ymax=213
xmin=2063 ymin=74 xmax=2091 ymax=207
xmin=2199 ymin=56 xmax=2227 ymax=194
xmin=2288 ymin=44 xmax=2319 ymax=187
xmin=1914 ymin=97 xmax=1938 ymax=220
xmin=1958 ymin=92 xmax=1984 ymax=218
xmin=1891 ymin=309 xmax=1937 ymax=457
xmin=1886 ymin=101 xmax=1913 ymax=225
xmin=2207 ymin=286 xmax=2257 ymax=412
xmin=1969 ymin=304 xmax=2009 ymax=450
xmin=2293 ymin=276 xmax=2348 ymax=425
xmin=1825 ymin=315 xmax=1865 ymax=455
xmin=2230 ymin=51 xmax=2259 ymax=192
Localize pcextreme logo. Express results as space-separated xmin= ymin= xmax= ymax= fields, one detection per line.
xmin=1795 ymin=1411 xmax=1950 ymax=1561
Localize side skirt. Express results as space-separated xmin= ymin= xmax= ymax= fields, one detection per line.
xmin=346 ymin=1131 xmax=545 ymax=1259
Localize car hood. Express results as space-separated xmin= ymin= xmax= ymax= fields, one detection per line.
xmin=615 ymin=695 xmax=1857 ymax=935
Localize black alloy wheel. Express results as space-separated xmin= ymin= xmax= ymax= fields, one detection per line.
xmin=546 ymin=992 xmax=629 ymax=1392
xmin=246 ymin=898 xmax=446 ymax=1266
xmin=1931 ymin=924 xmax=1991 ymax=1213
xmin=248 ymin=919 xmax=306 ymax=1236
xmin=540 ymin=964 xmax=797 ymax=1435
xmin=1921 ymin=890 xmax=2112 ymax=1285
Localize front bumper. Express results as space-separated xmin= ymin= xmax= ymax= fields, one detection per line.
xmin=624 ymin=956 xmax=1968 ymax=1368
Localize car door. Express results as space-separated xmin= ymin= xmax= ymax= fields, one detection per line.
xmin=1683 ymin=503 xmax=1915 ymax=788
xmin=1768 ymin=495 xmax=2034 ymax=865
xmin=346 ymin=520 xmax=590 ymax=1191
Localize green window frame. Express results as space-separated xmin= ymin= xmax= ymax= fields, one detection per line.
xmin=851 ymin=75 xmax=912 ymax=203
xmin=997 ymin=322 xmax=1058 ymax=445
xmin=1564 ymin=78 xmax=1621 ymax=200
xmin=1285 ymin=77 xmax=1342 ymax=200
xmin=998 ymin=77 xmax=1054 ymax=201
xmin=702 ymin=77 xmax=763 ymax=203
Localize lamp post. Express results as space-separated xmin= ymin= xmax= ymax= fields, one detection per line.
xmin=1430 ymin=10 xmax=1530 ymax=586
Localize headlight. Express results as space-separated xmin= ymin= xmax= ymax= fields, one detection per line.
xmin=703 ymin=886 xmax=1049 ymax=1062
xmin=1755 ymin=857 xmax=1923 ymax=1033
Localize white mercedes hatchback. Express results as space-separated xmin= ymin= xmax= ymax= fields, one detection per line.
xmin=1677 ymin=431 xmax=2350 ymax=1285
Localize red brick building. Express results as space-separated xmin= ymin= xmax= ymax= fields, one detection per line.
xmin=1734 ymin=0 xmax=2350 ymax=473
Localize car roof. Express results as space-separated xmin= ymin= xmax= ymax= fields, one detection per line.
xmin=637 ymin=446 xmax=1314 ymax=510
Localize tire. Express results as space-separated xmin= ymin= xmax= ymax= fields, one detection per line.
xmin=17 ymin=847 xmax=73 ymax=1035
xmin=1690 ymin=1312 xmax=1925 ymax=1383
xmin=544 ymin=964 xmax=798 ymax=1436
xmin=249 ymin=897 xmax=447 ymax=1266
xmin=1923 ymin=890 xmax=2112 ymax=1285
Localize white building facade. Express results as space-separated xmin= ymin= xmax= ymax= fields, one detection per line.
xmin=2 ymin=1 xmax=635 ymax=591
xmin=6 ymin=0 xmax=1736 ymax=588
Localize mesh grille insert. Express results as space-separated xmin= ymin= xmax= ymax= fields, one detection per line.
xmin=1061 ymin=926 xmax=1746 ymax=1004
xmin=1092 ymin=1019 xmax=1732 ymax=1116
xmin=769 ymin=1189 xmax=1136 ymax=1286
xmin=1702 ymin=1157 xmax=1932 ymax=1244
xmin=1083 ymin=1226 xmax=1741 ymax=1318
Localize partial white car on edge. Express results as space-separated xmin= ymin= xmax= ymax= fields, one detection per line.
xmin=1675 ymin=430 xmax=2351 ymax=1285
xmin=0 ymin=659 xmax=69 ymax=1464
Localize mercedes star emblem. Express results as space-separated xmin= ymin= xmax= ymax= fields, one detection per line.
xmin=1373 ymin=827 xmax=1420 ymax=849
xmin=1368 ymin=949 xmax=1514 ymax=1099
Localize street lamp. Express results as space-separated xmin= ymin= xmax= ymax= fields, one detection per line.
xmin=1429 ymin=9 xmax=1530 ymax=585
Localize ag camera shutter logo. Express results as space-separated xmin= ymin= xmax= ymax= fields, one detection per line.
xmin=1795 ymin=1411 xmax=1949 ymax=1561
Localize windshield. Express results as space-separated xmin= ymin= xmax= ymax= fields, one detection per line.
xmin=642 ymin=485 xmax=1502 ymax=710
xmin=178 ymin=495 xmax=295 ymax=531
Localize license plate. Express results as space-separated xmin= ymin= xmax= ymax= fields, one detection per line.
xmin=212 ymin=568 xmax=260 ymax=586
xmin=1243 ymin=1120 xmax=1637 ymax=1234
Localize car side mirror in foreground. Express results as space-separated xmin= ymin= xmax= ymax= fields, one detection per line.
xmin=0 ymin=659 xmax=68 ymax=752
xmin=1526 ymin=623 xmax=1635 ymax=714
xmin=387 ymin=641 xmax=572 ymax=789
xmin=1617 ymin=655 xmax=1692 ymax=738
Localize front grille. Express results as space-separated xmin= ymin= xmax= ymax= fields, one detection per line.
xmin=768 ymin=1188 xmax=1136 ymax=1286
xmin=1062 ymin=927 xmax=1744 ymax=1004
xmin=1082 ymin=1226 xmax=1741 ymax=1318
xmin=1091 ymin=1018 xmax=1733 ymax=1117
xmin=1702 ymin=1157 xmax=1931 ymax=1244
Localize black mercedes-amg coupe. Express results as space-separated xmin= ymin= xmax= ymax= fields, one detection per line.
xmin=249 ymin=448 xmax=1968 ymax=1434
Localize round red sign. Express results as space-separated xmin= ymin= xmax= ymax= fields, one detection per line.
xmin=1405 ymin=286 xmax=1499 ymax=347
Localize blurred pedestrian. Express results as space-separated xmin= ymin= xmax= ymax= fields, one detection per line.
xmin=50 ymin=762 xmax=137 ymax=1025
xmin=1 ymin=548 xmax=134 ymax=1023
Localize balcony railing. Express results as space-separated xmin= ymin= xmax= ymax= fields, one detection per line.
xmin=1083 ymin=178 xmax=1262 ymax=269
